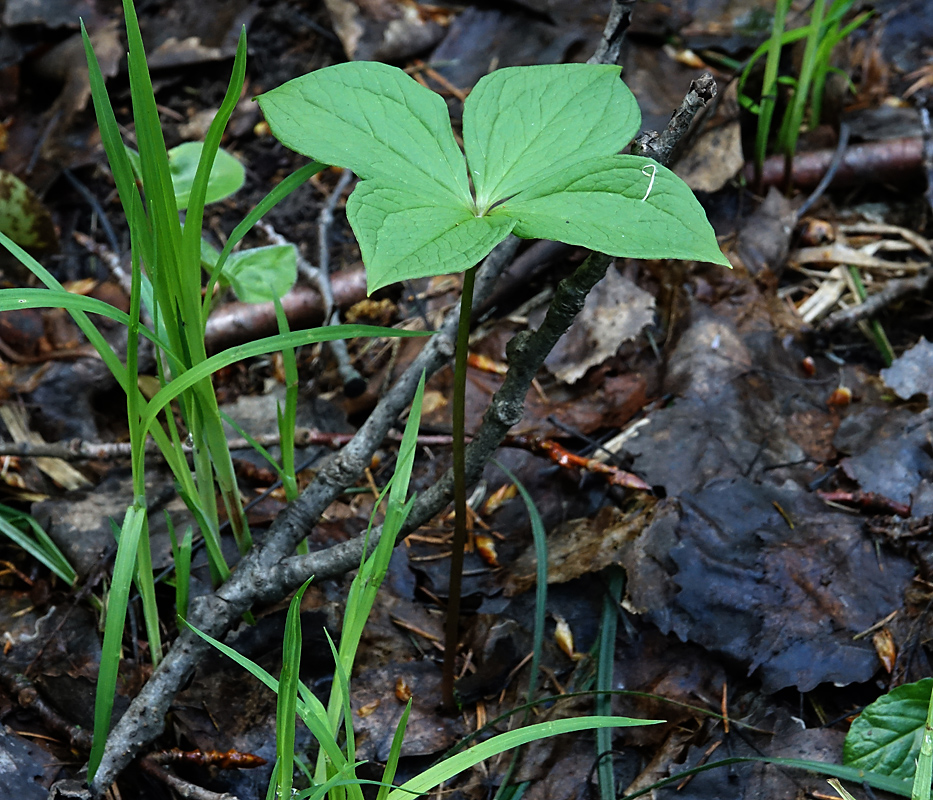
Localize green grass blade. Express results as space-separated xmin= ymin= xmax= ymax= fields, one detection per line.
xmin=276 ymin=579 xmax=312 ymax=799
xmin=121 ymin=0 xmax=184 ymax=294
xmin=912 ymin=684 xmax=933 ymax=800
xmin=180 ymin=27 xmax=247 ymax=270
xmin=202 ymin=161 xmax=326 ymax=321
xmin=133 ymin=522 xmax=162 ymax=666
xmin=184 ymin=617 xmax=353 ymax=772
xmin=140 ymin=326 xmax=427 ymax=439
xmin=173 ymin=482 xmax=231 ymax=586
xmin=166 ymin=517 xmax=193 ymax=626
xmin=778 ymin=0 xmax=826 ymax=158
xmin=0 ymin=236 xmax=133 ymax=389
xmin=0 ymin=505 xmax=76 ymax=584
xmin=325 ymin=630 xmax=357 ymax=768
xmin=0 ymin=287 xmax=174 ymax=353
xmin=596 ymin=567 xmax=624 ymax=800
xmin=316 ymin=375 xmax=425 ymax=785
xmin=388 ymin=717 xmax=660 ymax=800
xmin=296 ymin=765 xmax=372 ymax=800
xmin=219 ymin=410 xmax=286 ymax=482
xmin=273 ymin=295 xmax=299 ymax=502
xmin=754 ymin=0 xmax=790 ymax=174
xmin=376 ymin=700 xmax=413 ymax=800
xmin=81 ymin=20 xmax=153 ymax=269
xmin=489 ymin=460 xmax=548 ymax=800
xmin=89 ymin=505 xmax=147 ymax=779
xmin=492 ymin=461 xmax=547 ymax=706
xmin=620 ymin=756 xmax=912 ymax=799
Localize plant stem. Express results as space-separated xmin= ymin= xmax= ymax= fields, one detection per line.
xmin=442 ymin=263 xmax=477 ymax=711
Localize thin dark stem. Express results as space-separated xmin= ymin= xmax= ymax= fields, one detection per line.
xmin=443 ymin=263 xmax=477 ymax=712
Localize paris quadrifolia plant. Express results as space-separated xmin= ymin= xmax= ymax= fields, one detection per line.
xmin=256 ymin=58 xmax=729 ymax=712
xmin=0 ymin=0 xmax=730 ymax=794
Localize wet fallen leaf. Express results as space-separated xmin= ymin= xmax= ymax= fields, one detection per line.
xmin=881 ymin=336 xmax=933 ymax=400
xmin=622 ymin=477 xmax=914 ymax=693
xmin=544 ymin=267 xmax=655 ymax=384
xmin=0 ymin=169 xmax=58 ymax=250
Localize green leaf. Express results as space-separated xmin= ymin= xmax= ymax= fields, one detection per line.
xmin=221 ymin=244 xmax=297 ymax=303
xmin=348 ymin=181 xmax=515 ymax=293
xmin=90 ymin=504 xmax=147 ymax=778
xmin=493 ymin=155 xmax=729 ymax=266
xmin=139 ymin=324 xmax=428 ymax=439
xmin=169 ymin=141 xmax=246 ymax=210
xmin=463 ymin=64 xmax=640 ymax=212
xmin=257 ymin=62 xmax=471 ymax=206
xmin=387 ymin=716 xmax=659 ymax=800
xmin=844 ymin=678 xmax=933 ymax=780
xmin=0 ymin=169 xmax=58 ymax=249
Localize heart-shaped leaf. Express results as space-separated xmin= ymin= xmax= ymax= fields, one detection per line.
xmin=0 ymin=169 xmax=58 ymax=250
xmin=221 ymin=244 xmax=297 ymax=303
xmin=348 ymin=181 xmax=515 ymax=293
xmin=169 ymin=142 xmax=245 ymax=210
xmin=257 ymin=62 xmax=472 ymax=206
xmin=464 ymin=64 xmax=640 ymax=212
xmin=844 ymin=678 xmax=933 ymax=780
xmin=493 ymin=155 xmax=729 ymax=266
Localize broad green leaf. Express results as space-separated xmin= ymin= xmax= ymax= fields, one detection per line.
xmin=844 ymin=678 xmax=933 ymax=781
xmin=493 ymin=155 xmax=729 ymax=266
xmin=0 ymin=169 xmax=58 ymax=249
xmin=257 ymin=62 xmax=471 ymax=206
xmin=169 ymin=141 xmax=245 ymax=210
xmin=202 ymin=160 xmax=325 ymax=319
xmin=348 ymin=180 xmax=515 ymax=293
xmin=463 ymin=64 xmax=640 ymax=212
xmin=221 ymin=244 xmax=297 ymax=303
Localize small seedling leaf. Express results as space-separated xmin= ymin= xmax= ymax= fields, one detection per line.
xmin=0 ymin=169 xmax=58 ymax=250
xmin=221 ymin=243 xmax=297 ymax=303
xmin=169 ymin=142 xmax=245 ymax=210
xmin=494 ymin=155 xmax=729 ymax=266
xmin=844 ymin=678 xmax=933 ymax=780
xmin=464 ymin=64 xmax=640 ymax=212
xmin=257 ymin=62 xmax=471 ymax=206
xmin=348 ymin=181 xmax=515 ymax=293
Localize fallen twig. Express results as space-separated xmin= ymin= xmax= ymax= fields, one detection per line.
xmin=313 ymin=168 xmax=366 ymax=395
xmin=203 ymin=268 xmax=367 ymax=352
xmin=0 ymin=429 xmax=458 ymax=461
xmin=138 ymin=757 xmax=241 ymax=800
xmin=745 ymin=136 xmax=923 ymax=192
xmin=0 ymin=665 xmax=94 ymax=752
xmin=816 ymin=268 xmax=933 ymax=333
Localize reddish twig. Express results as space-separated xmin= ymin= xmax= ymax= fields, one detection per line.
xmin=204 ymin=269 xmax=367 ymax=352
xmin=817 ymin=489 xmax=910 ymax=518
xmin=507 ymin=435 xmax=650 ymax=490
xmin=745 ymin=137 xmax=923 ymax=192
xmin=149 ymin=748 xmax=266 ymax=769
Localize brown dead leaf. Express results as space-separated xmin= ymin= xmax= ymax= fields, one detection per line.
xmin=544 ymin=268 xmax=655 ymax=384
